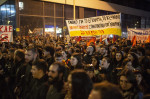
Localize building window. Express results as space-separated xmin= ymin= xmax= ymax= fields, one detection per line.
xmin=44 ymin=2 xmax=54 ymax=17
xmin=55 ymin=3 xmax=63 ymax=17
xmin=84 ymin=8 xmax=96 ymax=18
xmin=19 ymin=0 xmax=43 ymax=15
xmin=45 ymin=17 xmax=54 ymax=36
xmin=64 ymin=5 xmax=79 ymax=19
xmin=56 ymin=18 xmax=63 ymax=36
xmin=97 ymin=10 xmax=108 ymax=16
xmin=20 ymin=16 xmax=43 ymax=35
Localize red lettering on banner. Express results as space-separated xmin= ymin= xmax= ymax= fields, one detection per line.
xmin=81 ymin=31 xmax=85 ymax=35
xmin=0 ymin=34 xmax=9 ymax=42
xmin=98 ymin=30 xmax=104 ymax=34
xmin=9 ymin=26 xmax=13 ymax=32
xmin=0 ymin=26 xmax=3 ymax=32
xmin=4 ymin=26 xmax=7 ymax=32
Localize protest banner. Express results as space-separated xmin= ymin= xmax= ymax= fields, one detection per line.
xmin=0 ymin=25 xmax=13 ymax=42
xmin=66 ymin=13 xmax=121 ymax=37
xmin=127 ymin=28 xmax=150 ymax=43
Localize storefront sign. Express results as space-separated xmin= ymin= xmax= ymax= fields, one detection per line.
xmin=66 ymin=13 xmax=121 ymax=37
xmin=0 ymin=25 xmax=13 ymax=42
xmin=16 ymin=28 xmax=20 ymax=32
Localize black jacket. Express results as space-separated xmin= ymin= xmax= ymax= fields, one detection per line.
xmin=46 ymin=81 xmax=65 ymax=99
xmin=25 ymin=74 xmax=49 ymax=99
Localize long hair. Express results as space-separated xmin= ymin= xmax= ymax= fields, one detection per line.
xmin=122 ymin=58 xmax=132 ymax=68
xmin=15 ymin=49 xmax=25 ymax=62
xmin=128 ymin=52 xmax=139 ymax=68
xmin=112 ymin=51 xmax=124 ymax=68
xmin=115 ymin=51 xmax=124 ymax=62
xmin=119 ymin=69 xmax=140 ymax=93
xmin=133 ymin=70 xmax=149 ymax=93
xmin=71 ymin=53 xmax=82 ymax=69
xmin=92 ymin=55 xmax=100 ymax=70
xmin=140 ymin=56 xmax=150 ymax=71
xmin=70 ymin=69 xmax=93 ymax=99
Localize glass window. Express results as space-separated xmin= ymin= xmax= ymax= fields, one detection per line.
xmin=0 ymin=0 xmax=16 ymax=32
xmin=65 ymin=5 xmax=79 ymax=19
xmin=10 ymin=14 xmax=16 ymax=28
xmin=141 ymin=17 xmax=146 ymax=29
xmin=1 ymin=4 xmax=8 ymax=25
xmin=97 ymin=10 xmax=108 ymax=16
xmin=146 ymin=17 xmax=150 ymax=28
xmin=0 ymin=6 xmax=2 ymax=25
xmin=10 ymin=5 xmax=15 ymax=16
xmin=107 ymin=11 xmax=117 ymax=15
xmin=84 ymin=8 xmax=96 ymax=18
xmin=45 ymin=17 xmax=55 ymax=36
xmin=55 ymin=4 xmax=63 ymax=17
xmin=44 ymin=2 xmax=54 ymax=16
xmin=19 ymin=0 xmax=43 ymax=15
xmin=20 ymin=16 xmax=43 ymax=35
xmin=5 ymin=4 xmax=11 ymax=17
xmin=56 ymin=18 xmax=63 ymax=35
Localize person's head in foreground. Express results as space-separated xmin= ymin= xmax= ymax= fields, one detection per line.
xmin=89 ymin=81 xmax=123 ymax=99
xmin=68 ymin=69 xmax=93 ymax=99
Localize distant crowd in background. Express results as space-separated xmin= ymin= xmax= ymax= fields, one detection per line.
xmin=0 ymin=35 xmax=150 ymax=99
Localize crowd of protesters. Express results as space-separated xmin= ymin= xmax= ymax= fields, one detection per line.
xmin=0 ymin=35 xmax=150 ymax=99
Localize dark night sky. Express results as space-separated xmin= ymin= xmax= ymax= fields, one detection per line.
xmin=100 ymin=0 xmax=150 ymax=11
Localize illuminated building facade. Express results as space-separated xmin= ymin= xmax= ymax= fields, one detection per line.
xmin=0 ymin=0 xmax=150 ymax=37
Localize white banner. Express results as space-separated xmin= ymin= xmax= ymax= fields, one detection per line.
xmin=66 ymin=13 xmax=121 ymax=37
xmin=127 ymin=28 xmax=150 ymax=43
xmin=0 ymin=25 xmax=13 ymax=42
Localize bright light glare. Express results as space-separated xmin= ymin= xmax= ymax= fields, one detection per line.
xmin=109 ymin=34 xmax=113 ymax=38
xmin=1 ymin=8 xmax=9 ymax=11
xmin=10 ymin=10 xmax=15 ymax=13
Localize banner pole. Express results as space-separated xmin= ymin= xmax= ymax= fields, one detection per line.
xmin=73 ymin=0 xmax=76 ymax=20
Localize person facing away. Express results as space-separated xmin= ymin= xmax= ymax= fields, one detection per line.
xmin=65 ymin=69 xmax=93 ymax=99
xmin=89 ymin=81 xmax=123 ymax=99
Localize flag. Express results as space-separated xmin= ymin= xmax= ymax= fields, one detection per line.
xmin=28 ymin=29 xmax=33 ymax=34
xmin=102 ymin=35 xmax=109 ymax=45
xmin=107 ymin=38 xmax=110 ymax=43
xmin=112 ymin=35 xmax=117 ymax=43
xmin=87 ymin=37 xmax=95 ymax=46
xmin=132 ymin=36 xmax=136 ymax=47
xmin=103 ymin=38 xmax=109 ymax=45
xmin=131 ymin=36 xmax=136 ymax=43
xmin=145 ymin=35 xmax=150 ymax=43
xmin=77 ymin=36 xmax=81 ymax=42
xmin=100 ymin=35 xmax=102 ymax=42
